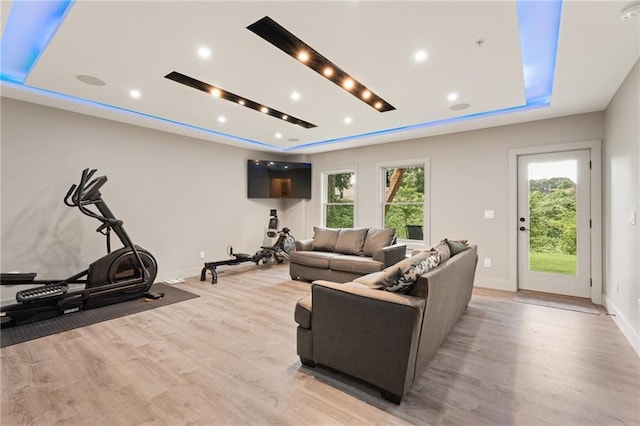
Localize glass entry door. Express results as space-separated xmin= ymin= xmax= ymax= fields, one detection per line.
xmin=517 ymin=150 xmax=591 ymax=298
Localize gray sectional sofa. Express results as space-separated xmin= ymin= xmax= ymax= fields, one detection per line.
xmin=294 ymin=239 xmax=478 ymax=404
xmin=289 ymin=226 xmax=406 ymax=283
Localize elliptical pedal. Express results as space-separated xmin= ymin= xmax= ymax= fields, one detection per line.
xmin=16 ymin=284 xmax=68 ymax=302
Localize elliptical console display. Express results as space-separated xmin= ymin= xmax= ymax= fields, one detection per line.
xmin=0 ymin=169 xmax=158 ymax=327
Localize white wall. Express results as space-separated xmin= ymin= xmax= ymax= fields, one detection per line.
xmin=604 ymin=58 xmax=640 ymax=354
xmin=303 ymin=112 xmax=605 ymax=291
xmin=0 ymin=98 xmax=289 ymax=292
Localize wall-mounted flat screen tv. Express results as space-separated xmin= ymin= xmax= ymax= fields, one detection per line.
xmin=247 ymin=160 xmax=312 ymax=199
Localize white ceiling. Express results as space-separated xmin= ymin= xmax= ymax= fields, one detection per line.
xmin=1 ymin=1 xmax=638 ymax=154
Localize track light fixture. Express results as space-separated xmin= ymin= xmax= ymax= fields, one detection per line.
xmin=247 ymin=16 xmax=395 ymax=112
xmin=164 ymin=71 xmax=317 ymax=129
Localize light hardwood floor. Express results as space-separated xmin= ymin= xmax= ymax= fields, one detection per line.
xmin=1 ymin=264 xmax=639 ymax=425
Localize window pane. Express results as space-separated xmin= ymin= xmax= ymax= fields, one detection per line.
xmin=327 ymin=173 xmax=354 ymax=204
xmin=528 ymin=161 xmax=577 ymax=275
xmin=383 ymin=166 xmax=424 ymax=239
xmin=383 ymin=204 xmax=424 ymax=239
xmin=326 ymin=204 xmax=354 ymax=228
xmin=385 ymin=167 xmax=424 ymax=203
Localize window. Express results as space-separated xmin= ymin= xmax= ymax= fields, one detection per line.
xmin=382 ymin=164 xmax=425 ymax=240
xmin=323 ymin=170 xmax=355 ymax=228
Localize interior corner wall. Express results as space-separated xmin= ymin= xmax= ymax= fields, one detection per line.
xmin=0 ymin=97 xmax=286 ymax=295
xmin=304 ymin=112 xmax=605 ymax=291
xmin=603 ymin=58 xmax=640 ymax=355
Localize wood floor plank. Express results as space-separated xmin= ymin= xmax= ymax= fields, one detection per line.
xmin=2 ymin=263 xmax=638 ymax=425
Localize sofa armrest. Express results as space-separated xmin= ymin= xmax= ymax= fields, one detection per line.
xmin=372 ymin=243 xmax=406 ymax=267
xmin=310 ymin=280 xmax=424 ymax=398
xmin=295 ymin=238 xmax=314 ymax=251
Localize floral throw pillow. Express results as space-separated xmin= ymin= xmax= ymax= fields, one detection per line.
xmin=383 ymin=254 xmax=440 ymax=294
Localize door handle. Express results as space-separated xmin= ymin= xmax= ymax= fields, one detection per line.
xmin=519 ymin=226 xmax=529 ymax=231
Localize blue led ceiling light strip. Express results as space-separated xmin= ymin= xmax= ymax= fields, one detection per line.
xmin=0 ymin=1 xmax=277 ymax=150
xmin=0 ymin=81 xmax=279 ymax=150
xmin=0 ymin=0 xmax=75 ymax=83
xmin=0 ymin=0 xmax=563 ymax=151
xmin=286 ymin=0 xmax=563 ymax=151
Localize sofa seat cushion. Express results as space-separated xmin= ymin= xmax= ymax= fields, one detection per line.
xmin=290 ymin=251 xmax=337 ymax=269
xmin=329 ymin=255 xmax=384 ymax=275
xmin=295 ymin=295 xmax=312 ymax=329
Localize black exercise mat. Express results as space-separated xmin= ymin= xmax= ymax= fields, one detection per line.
xmin=0 ymin=283 xmax=199 ymax=348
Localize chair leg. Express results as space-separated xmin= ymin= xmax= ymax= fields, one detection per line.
xmin=380 ymin=390 xmax=402 ymax=405
xmin=299 ymin=356 xmax=316 ymax=368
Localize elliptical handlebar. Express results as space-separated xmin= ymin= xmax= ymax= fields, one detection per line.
xmin=64 ymin=169 xmax=120 ymax=226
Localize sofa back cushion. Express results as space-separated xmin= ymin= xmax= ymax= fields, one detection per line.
xmin=334 ymin=228 xmax=368 ymax=256
xmin=362 ymin=228 xmax=396 ymax=257
xmin=312 ymin=226 xmax=340 ymax=251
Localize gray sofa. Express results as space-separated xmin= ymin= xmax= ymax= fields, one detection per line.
xmin=294 ymin=240 xmax=478 ymax=403
xmin=290 ymin=226 xmax=406 ymax=283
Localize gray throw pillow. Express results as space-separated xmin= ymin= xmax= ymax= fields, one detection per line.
xmin=444 ymin=238 xmax=470 ymax=256
xmin=312 ymin=226 xmax=340 ymax=251
xmin=362 ymin=228 xmax=396 ymax=257
xmin=334 ymin=228 xmax=368 ymax=256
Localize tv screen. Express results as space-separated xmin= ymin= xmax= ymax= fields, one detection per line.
xmin=247 ymin=160 xmax=312 ymax=199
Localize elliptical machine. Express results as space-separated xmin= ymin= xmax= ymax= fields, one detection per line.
xmin=0 ymin=169 xmax=158 ymax=328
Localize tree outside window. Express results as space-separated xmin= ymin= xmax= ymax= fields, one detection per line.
xmin=324 ymin=171 xmax=355 ymax=228
xmin=383 ymin=166 xmax=424 ymax=239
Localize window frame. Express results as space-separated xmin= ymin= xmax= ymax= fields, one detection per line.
xmin=321 ymin=166 xmax=357 ymax=228
xmin=377 ymin=158 xmax=430 ymax=248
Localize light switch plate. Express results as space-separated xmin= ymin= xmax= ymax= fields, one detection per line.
xmin=484 ymin=210 xmax=495 ymax=219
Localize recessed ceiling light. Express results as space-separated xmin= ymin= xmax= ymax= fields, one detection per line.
xmin=238 ymin=99 xmax=245 ymax=105
xmin=362 ymin=90 xmax=371 ymax=100
xmin=343 ymin=78 xmax=354 ymax=90
xmin=323 ymin=67 xmax=334 ymax=77
xmin=621 ymin=1 xmax=640 ymax=19
xmin=297 ymin=51 xmax=309 ymax=62
xmin=129 ymin=89 xmax=141 ymax=99
xmin=210 ymin=88 xmax=221 ymax=97
xmin=260 ymin=106 xmax=269 ymax=113
xmin=447 ymin=92 xmax=459 ymax=102
xmin=282 ymin=114 xmax=288 ymax=120
xmin=450 ymin=103 xmax=471 ymax=111
xmin=414 ymin=50 xmax=428 ymax=62
xmin=197 ymin=46 xmax=211 ymax=59
xmin=344 ymin=116 xmax=352 ymax=124
xmin=217 ymin=115 xmax=226 ymax=123
xmin=374 ymin=101 xmax=382 ymax=109
xmin=275 ymin=132 xmax=282 ymax=139
xmin=291 ymin=91 xmax=301 ymax=101
xmin=76 ymin=74 xmax=106 ymax=86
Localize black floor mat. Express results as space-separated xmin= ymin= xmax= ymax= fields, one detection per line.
xmin=0 ymin=283 xmax=199 ymax=348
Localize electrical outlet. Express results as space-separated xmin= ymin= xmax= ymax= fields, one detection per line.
xmin=483 ymin=258 xmax=491 ymax=268
xmin=200 ymin=251 xmax=205 ymax=259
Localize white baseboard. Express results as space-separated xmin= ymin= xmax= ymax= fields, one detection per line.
xmin=155 ymin=267 xmax=202 ymax=283
xmin=604 ymin=295 xmax=640 ymax=357
xmin=473 ymin=276 xmax=516 ymax=292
